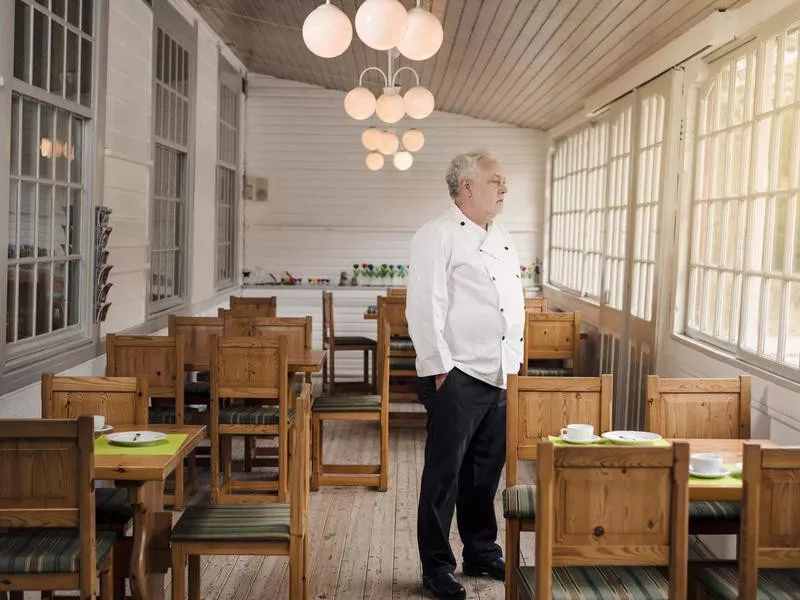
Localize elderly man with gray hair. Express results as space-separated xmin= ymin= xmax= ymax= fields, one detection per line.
xmin=406 ymin=150 xmax=525 ymax=599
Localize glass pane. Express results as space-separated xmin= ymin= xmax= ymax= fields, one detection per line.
xmin=709 ymin=202 xmax=724 ymax=266
xmin=18 ymin=263 xmax=35 ymax=341
xmin=719 ymin=272 xmax=734 ymax=342
xmin=723 ymin=200 xmax=740 ymax=269
xmin=38 ymin=184 xmax=52 ymax=257
xmin=32 ymin=9 xmax=48 ymax=90
xmin=21 ymin=98 xmax=37 ymax=177
xmin=787 ymin=282 xmax=800 ymax=367
xmin=749 ymin=197 xmax=767 ymax=271
xmin=50 ymin=20 xmax=64 ymax=95
xmin=52 ymin=0 xmax=65 ymax=18
xmin=794 ymin=195 xmax=800 ymax=275
xmin=716 ymin=63 xmax=731 ymax=130
xmin=689 ymin=268 xmax=703 ymax=329
xmin=763 ymin=36 xmax=779 ymax=113
xmin=742 ymin=276 xmax=762 ymax=351
xmin=55 ymin=108 xmax=69 ymax=182
xmin=156 ymin=29 xmax=163 ymax=82
xmin=755 ymin=117 xmax=772 ymax=194
xmin=53 ymin=186 xmax=68 ymax=255
xmin=780 ymin=29 xmax=799 ymax=106
xmin=39 ymin=104 xmax=54 ymax=179
xmin=6 ymin=266 xmax=17 ymax=343
xmin=81 ymin=0 xmax=93 ymax=35
xmin=11 ymin=95 xmax=20 ymax=176
xmin=703 ymin=270 xmax=719 ymax=334
xmin=68 ymin=188 xmax=81 ymax=254
xmin=80 ymin=37 xmax=91 ymax=107
xmin=53 ymin=260 xmax=66 ymax=331
xmin=776 ymin=109 xmax=795 ymax=190
xmin=763 ymin=279 xmax=782 ymax=361
xmin=8 ymin=181 xmax=18 ymax=259
xmin=66 ymin=30 xmax=78 ymax=102
xmin=732 ymin=57 xmax=748 ymax=125
xmin=771 ymin=195 xmax=789 ymax=273
xmin=20 ymin=182 xmax=35 ymax=256
xmin=70 ymin=116 xmax=82 ymax=183
xmin=67 ymin=259 xmax=79 ymax=325
xmin=67 ymin=0 xmax=80 ymax=27
xmin=727 ymin=127 xmax=749 ymax=197
xmin=36 ymin=262 xmax=52 ymax=335
xmin=14 ymin=0 xmax=30 ymax=82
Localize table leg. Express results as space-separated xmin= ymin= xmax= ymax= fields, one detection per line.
xmin=124 ymin=481 xmax=168 ymax=600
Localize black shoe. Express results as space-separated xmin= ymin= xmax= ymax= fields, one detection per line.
xmin=422 ymin=572 xmax=467 ymax=599
xmin=463 ymin=557 xmax=505 ymax=581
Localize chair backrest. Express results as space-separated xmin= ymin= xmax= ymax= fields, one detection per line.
xmin=222 ymin=315 xmax=312 ymax=356
xmin=168 ymin=315 xmax=224 ymax=372
xmin=42 ymin=374 xmax=149 ymax=425
xmin=523 ymin=311 xmax=581 ymax=372
xmin=386 ymin=287 xmax=406 ymax=297
xmin=322 ymin=291 xmax=334 ymax=349
xmin=740 ymin=443 xmax=800 ymax=599
xmin=211 ymin=336 xmax=288 ymax=403
xmin=535 ymin=440 xmax=689 ymax=599
xmin=506 ymin=374 xmax=613 ymax=484
xmin=291 ymin=383 xmax=312 ymax=537
xmin=525 ymin=297 xmax=549 ymax=312
xmin=646 ymin=376 xmax=751 ymax=439
xmin=229 ymin=295 xmax=277 ymax=317
xmin=377 ymin=295 xmax=408 ymax=337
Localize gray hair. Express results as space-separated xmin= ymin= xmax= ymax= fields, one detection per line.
xmin=445 ymin=150 xmax=499 ymax=199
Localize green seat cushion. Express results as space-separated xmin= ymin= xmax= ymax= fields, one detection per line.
xmin=219 ymin=405 xmax=294 ymax=425
xmin=389 ymin=357 xmax=417 ymax=370
xmin=312 ymin=394 xmax=381 ymax=413
xmin=334 ymin=336 xmax=376 ymax=347
xmin=527 ymin=367 xmax=573 ymax=376
xmin=96 ymin=487 xmax=134 ymax=525
xmin=389 ymin=337 xmax=415 ymax=352
xmin=171 ymin=505 xmax=290 ymax=542
xmin=502 ymin=485 xmax=536 ymax=519
xmin=0 ymin=530 xmax=115 ymax=574
xmin=185 ymin=381 xmax=211 ymax=397
xmin=693 ymin=566 xmax=800 ymax=600
xmin=148 ymin=405 xmax=199 ymax=424
xmin=688 ymin=500 xmax=740 ymax=522
xmin=517 ymin=565 xmax=669 ymax=599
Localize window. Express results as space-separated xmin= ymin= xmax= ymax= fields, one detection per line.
xmin=151 ymin=23 xmax=191 ymax=311
xmin=687 ymin=24 xmax=800 ymax=375
xmin=216 ymin=64 xmax=239 ymax=289
xmin=7 ymin=0 xmax=94 ymax=354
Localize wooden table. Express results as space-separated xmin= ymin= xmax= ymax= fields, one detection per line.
xmin=96 ymin=424 xmax=206 ymax=600
xmin=289 ymin=349 xmax=327 ymax=374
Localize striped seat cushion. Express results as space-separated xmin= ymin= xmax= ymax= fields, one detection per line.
xmin=693 ymin=566 xmax=800 ymax=600
xmin=527 ymin=367 xmax=573 ymax=376
xmin=171 ymin=504 xmax=290 ymax=542
xmin=313 ymin=394 xmax=381 ymax=413
xmin=219 ymin=405 xmax=295 ymax=425
xmin=389 ymin=357 xmax=417 ymax=371
xmin=0 ymin=530 xmax=116 ymax=574
xmin=185 ymin=381 xmax=211 ymax=397
xmin=390 ymin=337 xmax=415 ymax=352
xmin=148 ymin=405 xmax=199 ymax=424
xmin=96 ymin=487 xmax=134 ymax=525
xmin=517 ymin=565 xmax=669 ymax=599
xmin=334 ymin=336 xmax=376 ymax=347
xmin=688 ymin=500 xmax=740 ymax=522
xmin=502 ymin=485 xmax=536 ymax=519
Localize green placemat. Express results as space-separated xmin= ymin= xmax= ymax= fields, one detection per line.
xmin=689 ymin=465 xmax=742 ymax=487
xmin=95 ymin=433 xmax=188 ymax=456
xmin=547 ymin=435 xmax=671 ymax=447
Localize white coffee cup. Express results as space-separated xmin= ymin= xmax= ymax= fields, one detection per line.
xmin=93 ymin=415 xmax=106 ymax=430
xmin=561 ymin=423 xmax=594 ymax=442
xmin=691 ymin=453 xmax=723 ymax=475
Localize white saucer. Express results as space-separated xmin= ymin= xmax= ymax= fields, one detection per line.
xmin=94 ymin=425 xmax=114 ymax=433
xmin=560 ymin=434 xmax=602 ymax=445
xmin=601 ymin=431 xmax=663 ymax=445
xmin=732 ymin=462 xmax=743 ymax=477
xmin=689 ymin=466 xmax=731 ymax=479
xmin=107 ymin=431 xmax=167 ymax=446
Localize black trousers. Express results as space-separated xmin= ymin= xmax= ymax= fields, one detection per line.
xmin=416 ymin=367 xmax=506 ymax=577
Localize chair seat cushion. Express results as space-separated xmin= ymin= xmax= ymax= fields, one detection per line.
xmin=527 ymin=367 xmax=573 ymax=376
xmin=313 ymin=394 xmax=381 ymax=413
xmin=693 ymin=565 xmax=800 ymax=600
xmin=185 ymin=381 xmax=211 ymax=397
xmin=390 ymin=357 xmax=417 ymax=371
xmin=688 ymin=500 xmax=740 ymax=522
xmin=517 ymin=565 xmax=669 ymax=599
xmin=502 ymin=485 xmax=536 ymax=519
xmin=171 ymin=504 xmax=290 ymax=542
xmin=334 ymin=336 xmax=376 ymax=347
xmin=0 ymin=530 xmax=116 ymax=574
xmin=219 ymin=405 xmax=294 ymax=425
xmin=96 ymin=487 xmax=134 ymax=525
xmin=148 ymin=405 xmax=199 ymax=424
xmin=389 ymin=337 xmax=415 ymax=352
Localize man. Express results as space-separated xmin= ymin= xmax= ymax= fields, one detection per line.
xmin=406 ymin=150 xmax=525 ymax=599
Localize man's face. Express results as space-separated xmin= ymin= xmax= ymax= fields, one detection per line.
xmin=463 ymin=158 xmax=508 ymax=220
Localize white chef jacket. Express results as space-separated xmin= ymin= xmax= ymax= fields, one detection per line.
xmin=406 ymin=203 xmax=525 ymax=389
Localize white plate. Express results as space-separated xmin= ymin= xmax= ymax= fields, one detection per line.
xmin=601 ymin=431 xmax=663 ymax=445
xmin=689 ymin=466 xmax=731 ymax=479
xmin=94 ymin=424 xmax=114 ymax=433
xmin=560 ymin=434 xmax=603 ymax=445
xmin=106 ymin=431 xmax=167 ymax=446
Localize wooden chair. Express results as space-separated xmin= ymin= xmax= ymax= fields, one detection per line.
xmin=692 ymin=443 xmax=800 ymax=599
xmin=503 ymin=374 xmax=613 ymax=598
xmin=170 ymin=383 xmax=310 ymax=600
xmin=210 ymin=336 xmax=291 ymax=504
xmin=524 ymin=296 xmax=549 ymax=312
xmin=229 ymin=295 xmax=277 ymax=316
xmin=222 ymin=314 xmax=312 ymax=357
xmin=0 ymin=417 xmax=114 ymax=599
xmin=322 ymin=291 xmax=377 ymax=395
xmin=311 ymin=319 xmax=390 ymax=491
xmin=521 ymin=311 xmax=581 ymax=376
xmin=105 ymin=334 xmax=190 ymax=509
xmin=515 ymin=439 xmax=689 ymax=600
xmin=377 ymin=295 xmax=419 ymax=424
xmin=647 ymin=375 xmax=751 ymax=536
xmin=168 ymin=315 xmax=224 ymax=404
xmin=386 ymin=287 xmax=406 ymax=296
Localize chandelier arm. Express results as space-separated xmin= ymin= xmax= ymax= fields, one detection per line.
xmin=358 ymin=66 xmax=389 ymax=88
xmin=391 ymin=66 xmax=421 ymax=88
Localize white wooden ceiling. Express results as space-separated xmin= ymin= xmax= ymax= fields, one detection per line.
xmin=189 ymin=0 xmax=750 ymax=129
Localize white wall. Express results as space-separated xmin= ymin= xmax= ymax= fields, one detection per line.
xmin=243 ymin=75 xmax=548 ymax=282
